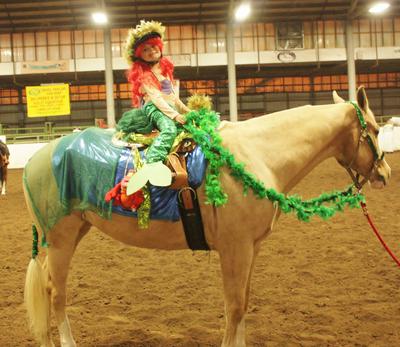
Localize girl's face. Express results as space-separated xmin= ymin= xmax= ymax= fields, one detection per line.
xmin=140 ymin=43 xmax=161 ymax=62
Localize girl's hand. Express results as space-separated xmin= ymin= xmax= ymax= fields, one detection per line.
xmin=175 ymin=114 xmax=186 ymax=125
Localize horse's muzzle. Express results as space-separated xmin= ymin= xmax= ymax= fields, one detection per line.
xmin=370 ymin=160 xmax=391 ymax=189
xmin=371 ymin=177 xmax=386 ymax=189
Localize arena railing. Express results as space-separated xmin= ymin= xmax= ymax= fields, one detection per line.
xmin=376 ymin=115 xmax=398 ymax=126
xmin=0 ymin=123 xmax=92 ymax=144
xmin=0 ymin=114 xmax=397 ymax=144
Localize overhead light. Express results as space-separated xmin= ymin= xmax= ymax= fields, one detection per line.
xmin=369 ymin=2 xmax=390 ymax=14
xmin=92 ymin=12 xmax=108 ymax=24
xmin=235 ymin=3 xmax=251 ymax=21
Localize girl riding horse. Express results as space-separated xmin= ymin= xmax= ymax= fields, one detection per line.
xmin=23 ymin=87 xmax=390 ymax=347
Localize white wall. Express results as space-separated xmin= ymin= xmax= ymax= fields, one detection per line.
xmin=7 ymin=142 xmax=48 ymax=169
xmin=379 ymin=122 xmax=400 ymax=153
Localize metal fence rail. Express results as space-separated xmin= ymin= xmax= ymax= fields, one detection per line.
xmin=0 ymin=114 xmax=398 ymax=144
xmin=0 ymin=122 xmax=93 ymax=144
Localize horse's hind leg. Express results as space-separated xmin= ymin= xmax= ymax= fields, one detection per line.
xmin=219 ymin=240 xmax=260 ymax=347
xmin=47 ymin=214 xmax=91 ymax=347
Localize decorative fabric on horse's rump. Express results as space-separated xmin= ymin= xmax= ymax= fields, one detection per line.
xmin=23 ymin=128 xmax=122 ymax=237
xmin=52 ymin=127 xmax=123 ymax=218
xmin=50 ymin=127 xmax=206 ymax=223
xmin=24 ymin=127 xmax=206 ymax=233
xmin=113 ymin=146 xmax=206 ymax=220
xmin=24 ymin=129 xmax=122 ymax=234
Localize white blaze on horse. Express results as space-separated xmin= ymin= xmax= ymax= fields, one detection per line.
xmin=24 ymin=87 xmax=390 ymax=347
xmin=0 ymin=141 xmax=10 ymax=195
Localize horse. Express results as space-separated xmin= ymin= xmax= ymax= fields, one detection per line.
xmin=0 ymin=141 xmax=10 ymax=195
xmin=23 ymin=87 xmax=390 ymax=347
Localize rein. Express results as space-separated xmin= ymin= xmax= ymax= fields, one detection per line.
xmin=360 ymin=201 xmax=400 ymax=268
xmin=345 ymin=103 xmax=399 ymax=268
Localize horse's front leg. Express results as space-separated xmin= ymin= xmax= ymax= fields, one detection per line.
xmin=1 ymin=166 xmax=7 ymax=195
xmin=218 ymin=239 xmax=259 ymax=347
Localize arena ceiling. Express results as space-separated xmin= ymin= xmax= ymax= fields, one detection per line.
xmin=0 ymin=0 xmax=399 ymax=33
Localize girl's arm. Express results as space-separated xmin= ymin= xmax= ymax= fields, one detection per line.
xmin=174 ymin=97 xmax=190 ymax=114
xmin=142 ymin=83 xmax=181 ymax=120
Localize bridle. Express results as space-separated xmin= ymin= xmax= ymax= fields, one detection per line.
xmin=345 ymin=101 xmax=385 ymax=190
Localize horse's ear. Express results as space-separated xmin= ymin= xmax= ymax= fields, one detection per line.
xmin=332 ymin=90 xmax=345 ymax=104
xmin=357 ymin=86 xmax=369 ymax=112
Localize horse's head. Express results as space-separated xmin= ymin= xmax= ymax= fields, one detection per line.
xmin=333 ymin=86 xmax=391 ymax=189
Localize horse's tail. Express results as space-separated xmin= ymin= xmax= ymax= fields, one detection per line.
xmin=24 ymin=225 xmax=51 ymax=343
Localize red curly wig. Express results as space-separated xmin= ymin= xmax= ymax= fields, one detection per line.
xmin=127 ymin=37 xmax=174 ymax=107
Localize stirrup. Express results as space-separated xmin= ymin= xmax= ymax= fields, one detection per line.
xmin=127 ymin=161 xmax=172 ymax=195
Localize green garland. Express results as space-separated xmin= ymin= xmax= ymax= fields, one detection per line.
xmin=183 ymin=109 xmax=365 ymax=222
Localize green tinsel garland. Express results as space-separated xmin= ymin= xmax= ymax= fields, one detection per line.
xmin=183 ymin=109 xmax=365 ymax=222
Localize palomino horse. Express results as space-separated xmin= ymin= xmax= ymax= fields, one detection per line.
xmin=24 ymin=87 xmax=390 ymax=347
xmin=0 ymin=141 xmax=10 ymax=195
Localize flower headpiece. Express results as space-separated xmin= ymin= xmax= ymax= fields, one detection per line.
xmin=124 ymin=20 xmax=165 ymax=64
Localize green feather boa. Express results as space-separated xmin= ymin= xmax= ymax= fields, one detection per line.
xmin=183 ymin=109 xmax=365 ymax=222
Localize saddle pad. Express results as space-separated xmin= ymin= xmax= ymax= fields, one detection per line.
xmin=112 ymin=145 xmax=206 ymax=221
xmin=50 ymin=127 xmax=206 ymax=225
xmin=52 ymin=127 xmax=123 ymax=219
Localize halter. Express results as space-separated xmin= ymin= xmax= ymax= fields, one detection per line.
xmin=345 ymin=101 xmax=385 ymax=190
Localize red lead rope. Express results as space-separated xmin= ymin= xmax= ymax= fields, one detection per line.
xmin=360 ymin=201 xmax=400 ymax=268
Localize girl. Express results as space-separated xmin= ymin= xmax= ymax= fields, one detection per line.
xmin=118 ymin=20 xmax=190 ymax=193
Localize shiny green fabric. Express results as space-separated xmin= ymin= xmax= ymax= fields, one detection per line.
xmin=23 ymin=129 xmax=122 ymax=234
xmin=23 ymin=138 xmax=66 ymax=234
xmin=116 ymin=108 xmax=153 ymax=134
xmin=116 ymin=102 xmax=180 ymax=163
xmin=52 ymin=128 xmax=121 ymax=219
xmin=144 ymin=102 xmax=178 ymax=163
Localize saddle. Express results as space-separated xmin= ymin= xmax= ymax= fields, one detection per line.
xmin=119 ymin=130 xmax=196 ymax=191
xmin=113 ymin=129 xmax=208 ymax=250
xmin=167 ymin=138 xmax=196 ymax=190
xmin=113 ymin=129 xmax=198 ymax=211
xmin=141 ymin=132 xmax=197 ymax=210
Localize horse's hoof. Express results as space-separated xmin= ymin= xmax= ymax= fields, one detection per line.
xmin=61 ymin=342 xmax=77 ymax=347
xmin=40 ymin=342 xmax=55 ymax=347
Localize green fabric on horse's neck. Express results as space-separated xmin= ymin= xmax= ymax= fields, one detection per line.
xmin=183 ymin=108 xmax=365 ymax=222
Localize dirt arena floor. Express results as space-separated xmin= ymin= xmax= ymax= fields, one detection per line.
xmin=1 ymin=153 xmax=400 ymax=347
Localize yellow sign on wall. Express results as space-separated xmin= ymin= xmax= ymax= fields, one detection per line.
xmin=26 ymin=84 xmax=70 ymax=117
